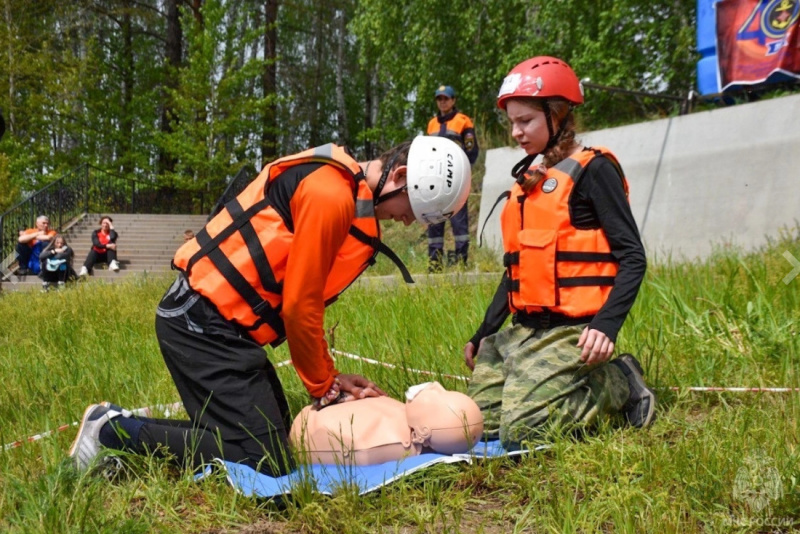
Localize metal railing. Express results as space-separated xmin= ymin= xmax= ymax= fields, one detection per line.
xmin=0 ymin=164 xmax=223 ymax=271
xmin=581 ymin=78 xmax=800 ymax=117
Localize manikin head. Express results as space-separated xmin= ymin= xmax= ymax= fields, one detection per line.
xmin=405 ymin=382 xmax=483 ymax=455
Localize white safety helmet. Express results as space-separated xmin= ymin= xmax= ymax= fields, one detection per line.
xmin=406 ymin=136 xmax=472 ymax=225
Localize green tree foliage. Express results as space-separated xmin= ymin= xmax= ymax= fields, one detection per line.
xmin=351 ymin=0 xmax=697 ymax=141
xmin=275 ymin=0 xmax=371 ymax=156
xmin=516 ymin=0 xmax=698 ymax=129
xmin=1 ymin=0 xmax=699 ymax=206
xmin=155 ymin=0 xmax=268 ymax=192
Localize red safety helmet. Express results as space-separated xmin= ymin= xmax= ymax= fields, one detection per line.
xmin=496 ymin=56 xmax=584 ymax=109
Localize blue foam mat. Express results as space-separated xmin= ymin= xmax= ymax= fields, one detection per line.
xmin=200 ymin=440 xmax=549 ymax=498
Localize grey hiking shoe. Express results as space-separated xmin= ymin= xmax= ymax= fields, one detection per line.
xmin=69 ymin=404 xmax=123 ymax=471
xmin=611 ymin=354 xmax=656 ymax=429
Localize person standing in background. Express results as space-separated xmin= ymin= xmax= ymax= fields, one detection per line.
xmin=426 ymin=85 xmax=479 ymax=271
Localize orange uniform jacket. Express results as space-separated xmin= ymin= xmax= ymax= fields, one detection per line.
xmin=426 ymin=110 xmax=478 ymax=164
xmin=501 ymin=147 xmax=629 ymax=317
xmin=173 ymin=144 xmax=385 ymax=397
xmin=20 ymin=228 xmax=56 ymax=246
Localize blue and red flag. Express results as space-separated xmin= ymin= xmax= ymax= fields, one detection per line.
xmin=716 ymin=0 xmax=800 ymax=91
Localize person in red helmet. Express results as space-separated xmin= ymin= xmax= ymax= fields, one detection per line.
xmin=464 ymin=56 xmax=654 ymax=450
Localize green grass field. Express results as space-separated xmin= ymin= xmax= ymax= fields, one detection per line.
xmin=1 ymin=231 xmax=798 ymax=533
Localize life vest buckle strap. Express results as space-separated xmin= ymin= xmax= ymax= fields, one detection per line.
xmin=557 ymin=251 xmax=616 ymax=263
xmin=557 ymin=276 xmax=616 ymax=287
xmin=252 ymin=300 xmax=271 ymax=316
xmin=507 ymin=278 xmax=520 ymax=292
xmin=503 ymin=252 xmax=519 ymax=267
xmin=348 ymin=226 xmax=415 ymax=284
xmin=514 ymin=310 xmax=593 ymax=330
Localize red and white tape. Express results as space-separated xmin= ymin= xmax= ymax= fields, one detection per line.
xmin=3 ymin=402 xmax=183 ymax=452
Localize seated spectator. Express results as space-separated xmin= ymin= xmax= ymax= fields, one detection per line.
xmin=79 ymin=216 xmax=119 ymax=276
xmin=183 ymin=229 xmax=195 ymax=242
xmin=39 ymin=234 xmax=75 ymax=290
xmin=16 ymin=215 xmax=56 ymax=275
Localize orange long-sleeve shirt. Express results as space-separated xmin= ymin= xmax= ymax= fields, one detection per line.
xmin=282 ymin=168 xmax=356 ymax=398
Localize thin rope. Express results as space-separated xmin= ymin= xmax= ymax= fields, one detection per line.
xmin=7 ymin=350 xmax=798 ymax=452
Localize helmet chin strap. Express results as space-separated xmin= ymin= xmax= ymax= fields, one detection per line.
xmin=373 ymin=152 xmax=403 ymax=206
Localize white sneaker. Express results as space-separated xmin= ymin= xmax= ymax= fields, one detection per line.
xmin=109 ymin=260 xmax=120 ymax=272
xmin=69 ymin=404 xmax=123 ymax=471
xmin=79 ymin=266 xmax=89 ymax=277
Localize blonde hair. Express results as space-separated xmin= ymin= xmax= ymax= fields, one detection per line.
xmin=513 ymin=98 xmax=579 ymax=193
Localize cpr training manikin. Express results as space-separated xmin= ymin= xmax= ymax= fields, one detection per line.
xmin=290 ymin=382 xmax=484 ymax=465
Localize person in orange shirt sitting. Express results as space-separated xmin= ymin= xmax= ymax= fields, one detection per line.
xmin=70 ymin=137 xmax=472 ymax=477
xmin=16 ymin=215 xmax=56 ymax=276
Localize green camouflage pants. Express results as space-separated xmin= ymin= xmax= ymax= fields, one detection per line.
xmin=467 ymin=323 xmax=630 ymax=450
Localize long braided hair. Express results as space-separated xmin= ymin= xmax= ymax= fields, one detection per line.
xmin=516 ymin=98 xmax=579 ymax=193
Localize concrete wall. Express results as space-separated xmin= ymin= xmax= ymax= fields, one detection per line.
xmin=478 ymin=93 xmax=800 ymax=262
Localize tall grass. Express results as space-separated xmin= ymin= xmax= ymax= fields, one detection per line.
xmin=1 ymin=231 xmax=798 ymax=532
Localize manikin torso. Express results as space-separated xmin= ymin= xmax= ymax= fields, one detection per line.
xmin=290 ymin=382 xmax=484 ymax=465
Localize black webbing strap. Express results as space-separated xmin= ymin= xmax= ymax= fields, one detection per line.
xmin=226 ymin=199 xmax=283 ymax=294
xmin=557 ymin=276 xmax=616 ymax=287
xmin=508 ymin=276 xmax=615 ymax=292
xmin=348 ymin=226 xmax=415 ymax=284
xmin=186 ymin=196 xmax=272 ymax=274
xmin=508 ymin=278 xmax=520 ymax=293
xmin=556 ymin=251 xmax=616 ymax=262
xmin=503 ymin=251 xmax=519 ymax=267
xmin=478 ymin=190 xmax=511 ymax=248
xmin=200 ymin=236 xmax=286 ymax=341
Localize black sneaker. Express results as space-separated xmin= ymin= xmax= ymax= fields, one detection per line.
xmin=611 ymin=354 xmax=656 ymax=428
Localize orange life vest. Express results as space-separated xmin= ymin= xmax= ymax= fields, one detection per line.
xmin=501 ymin=147 xmax=629 ymax=317
xmin=173 ymin=143 xmax=411 ymax=346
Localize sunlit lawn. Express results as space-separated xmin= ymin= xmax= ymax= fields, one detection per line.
xmin=0 ymin=230 xmax=798 ymax=533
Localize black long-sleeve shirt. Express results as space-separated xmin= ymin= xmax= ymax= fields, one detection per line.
xmin=469 ymin=152 xmax=646 ymax=346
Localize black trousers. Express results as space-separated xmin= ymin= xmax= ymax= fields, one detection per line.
xmin=83 ymin=248 xmax=117 ymax=271
xmin=40 ymin=266 xmax=70 ymax=283
xmin=427 ymin=202 xmax=469 ymax=264
xmin=138 ymin=278 xmax=295 ymax=476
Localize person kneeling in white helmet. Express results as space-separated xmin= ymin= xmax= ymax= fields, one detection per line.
xmin=69 ymin=137 xmax=471 ymax=478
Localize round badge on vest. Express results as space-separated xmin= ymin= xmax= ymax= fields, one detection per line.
xmin=542 ymin=178 xmax=558 ymax=193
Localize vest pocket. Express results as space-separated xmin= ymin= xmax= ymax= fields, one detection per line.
xmin=516 ymin=228 xmax=557 ymax=307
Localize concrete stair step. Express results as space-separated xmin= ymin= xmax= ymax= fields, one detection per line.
xmin=2 ymin=212 xmax=205 ymax=292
